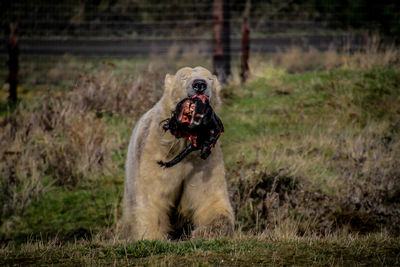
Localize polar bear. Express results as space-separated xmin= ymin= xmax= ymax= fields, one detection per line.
xmin=122 ymin=66 xmax=234 ymax=240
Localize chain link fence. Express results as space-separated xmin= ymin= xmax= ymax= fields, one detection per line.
xmin=1 ymin=1 xmax=398 ymax=92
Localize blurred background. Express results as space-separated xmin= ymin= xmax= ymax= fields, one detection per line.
xmin=1 ymin=0 xmax=399 ymax=93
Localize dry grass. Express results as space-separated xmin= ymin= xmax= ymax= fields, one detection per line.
xmin=69 ymin=65 xmax=164 ymax=115
xmin=0 ymin=96 xmax=111 ymax=233
xmin=225 ymin=41 xmax=400 ymax=237
xmin=250 ymin=35 xmax=400 ymax=74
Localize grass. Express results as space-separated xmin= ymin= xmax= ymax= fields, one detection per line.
xmin=1 ymin=235 xmax=399 ymax=266
xmin=225 ymin=63 xmax=400 ymax=234
xmin=1 ymin=43 xmax=400 ymax=265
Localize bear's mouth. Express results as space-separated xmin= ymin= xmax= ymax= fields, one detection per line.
xmin=177 ymin=94 xmax=209 ymax=128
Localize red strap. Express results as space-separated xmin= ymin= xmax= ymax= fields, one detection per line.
xmin=192 ymin=94 xmax=209 ymax=103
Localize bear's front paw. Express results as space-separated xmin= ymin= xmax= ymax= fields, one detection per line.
xmin=191 ymin=217 xmax=233 ymax=239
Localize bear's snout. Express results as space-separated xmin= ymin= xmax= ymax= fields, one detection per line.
xmin=192 ymin=79 xmax=208 ymax=94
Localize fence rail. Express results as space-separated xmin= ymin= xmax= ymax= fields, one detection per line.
xmin=1 ymin=20 xmax=331 ymax=39
xmin=0 ymin=35 xmax=368 ymax=58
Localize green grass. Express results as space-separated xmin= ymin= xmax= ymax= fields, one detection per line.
xmin=11 ymin=181 xmax=122 ymax=243
xmin=1 ymin=236 xmax=399 ymax=266
xmin=222 ymin=66 xmax=400 ymax=168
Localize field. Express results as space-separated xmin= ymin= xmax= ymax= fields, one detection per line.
xmin=1 ymin=44 xmax=400 ymax=265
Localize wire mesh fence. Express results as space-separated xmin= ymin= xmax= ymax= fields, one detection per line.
xmin=1 ymin=1 xmax=399 ymax=94
xmin=2 ymin=2 xmax=327 ymax=38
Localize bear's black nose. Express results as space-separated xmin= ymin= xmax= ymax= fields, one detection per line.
xmin=192 ymin=79 xmax=207 ymax=94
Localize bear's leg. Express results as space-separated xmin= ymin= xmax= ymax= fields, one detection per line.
xmin=129 ymin=199 xmax=173 ymax=240
xmin=180 ymin=148 xmax=234 ymax=239
xmin=190 ymin=211 xmax=234 ymax=239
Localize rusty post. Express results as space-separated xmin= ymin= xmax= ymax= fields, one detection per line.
xmin=8 ymin=22 xmax=19 ymax=104
xmin=222 ymin=0 xmax=231 ymax=80
xmin=213 ymin=0 xmax=230 ymax=84
xmin=241 ymin=0 xmax=250 ymax=83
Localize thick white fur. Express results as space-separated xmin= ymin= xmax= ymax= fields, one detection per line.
xmin=122 ymin=66 xmax=234 ymax=240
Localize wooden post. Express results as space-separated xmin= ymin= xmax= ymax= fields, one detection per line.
xmin=8 ymin=22 xmax=19 ymax=104
xmin=213 ymin=0 xmax=231 ymax=84
xmin=241 ymin=0 xmax=251 ymax=83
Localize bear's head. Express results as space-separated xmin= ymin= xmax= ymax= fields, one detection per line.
xmin=163 ymin=66 xmax=222 ymax=112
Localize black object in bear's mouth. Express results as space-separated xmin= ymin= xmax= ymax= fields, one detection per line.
xmin=158 ymin=94 xmax=224 ymax=168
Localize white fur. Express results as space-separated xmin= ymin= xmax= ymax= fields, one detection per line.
xmin=122 ymin=67 xmax=234 ymax=240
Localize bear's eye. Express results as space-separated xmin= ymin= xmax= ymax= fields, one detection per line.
xmin=181 ymin=77 xmax=188 ymax=81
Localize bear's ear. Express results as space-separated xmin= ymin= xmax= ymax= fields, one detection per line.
xmin=211 ymin=75 xmax=222 ymax=111
xmin=164 ymin=74 xmax=174 ymax=94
